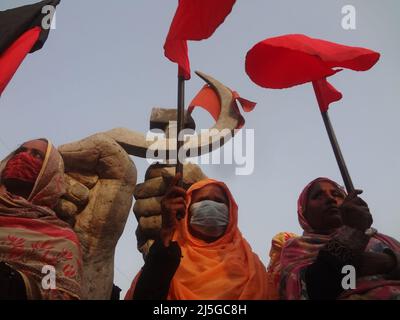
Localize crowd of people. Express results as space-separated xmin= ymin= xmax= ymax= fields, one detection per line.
xmin=1 ymin=139 xmax=399 ymax=300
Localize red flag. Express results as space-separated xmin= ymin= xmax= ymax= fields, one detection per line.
xmin=188 ymin=85 xmax=256 ymax=129
xmin=245 ymin=34 xmax=380 ymax=111
xmin=312 ymin=78 xmax=342 ymax=112
xmin=164 ymin=0 xmax=236 ymax=80
xmin=0 ymin=0 xmax=60 ymax=96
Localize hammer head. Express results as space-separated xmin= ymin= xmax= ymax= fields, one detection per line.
xmin=150 ymin=108 xmax=196 ymax=131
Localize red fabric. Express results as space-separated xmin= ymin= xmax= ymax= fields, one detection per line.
xmin=188 ymin=85 xmax=256 ymax=129
xmin=164 ymin=0 xmax=236 ymax=80
xmin=245 ymin=34 xmax=380 ymax=111
xmin=2 ymin=151 xmax=43 ymax=183
xmin=0 ymin=216 xmax=80 ymax=245
xmin=312 ymin=78 xmax=343 ymax=112
xmin=0 ymin=27 xmax=41 ymax=95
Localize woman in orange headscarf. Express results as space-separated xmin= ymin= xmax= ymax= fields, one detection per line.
xmin=126 ymin=176 xmax=268 ymax=300
xmin=0 ymin=139 xmax=82 ymax=300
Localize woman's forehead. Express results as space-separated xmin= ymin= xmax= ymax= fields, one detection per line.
xmin=21 ymin=140 xmax=48 ymax=152
xmin=308 ymin=180 xmax=344 ymax=195
xmin=192 ymin=184 xmax=228 ymax=201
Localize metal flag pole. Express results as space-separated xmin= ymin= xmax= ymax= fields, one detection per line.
xmin=176 ymin=74 xmax=185 ymax=188
xmin=313 ymin=81 xmax=355 ymax=193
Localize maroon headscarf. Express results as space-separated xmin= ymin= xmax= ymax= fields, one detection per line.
xmin=0 ymin=140 xmax=82 ymax=299
xmin=279 ymin=178 xmax=400 ymax=300
xmin=297 ymin=177 xmax=345 ymax=234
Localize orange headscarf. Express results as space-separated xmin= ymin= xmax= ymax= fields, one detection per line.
xmin=165 ymin=178 xmax=268 ymax=300
xmin=126 ymin=179 xmax=269 ymax=300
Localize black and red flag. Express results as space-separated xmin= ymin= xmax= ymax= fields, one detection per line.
xmin=0 ymin=0 xmax=60 ymax=95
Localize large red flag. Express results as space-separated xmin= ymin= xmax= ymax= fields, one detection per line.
xmin=164 ymin=0 xmax=236 ymax=80
xmin=245 ymin=34 xmax=380 ymax=111
xmin=0 ymin=0 xmax=60 ymax=96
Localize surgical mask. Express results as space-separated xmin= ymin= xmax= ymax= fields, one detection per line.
xmin=189 ymin=200 xmax=229 ymax=239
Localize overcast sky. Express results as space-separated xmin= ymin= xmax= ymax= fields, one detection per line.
xmin=1 ymin=0 xmax=399 ymax=297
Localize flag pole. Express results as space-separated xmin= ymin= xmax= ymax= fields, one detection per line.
xmin=320 ymin=111 xmax=355 ymax=193
xmin=176 ymin=73 xmax=185 ymax=188
xmin=313 ymin=81 xmax=355 ymax=193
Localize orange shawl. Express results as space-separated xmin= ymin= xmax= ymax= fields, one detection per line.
xmin=127 ymin=179 xmax=268 ymax=300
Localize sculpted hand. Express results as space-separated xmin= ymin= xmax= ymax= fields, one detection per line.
xmin=133 ymin=163 xmax=206 ymax=256
xmin=55 ymin=133 xmax=137 ymax=299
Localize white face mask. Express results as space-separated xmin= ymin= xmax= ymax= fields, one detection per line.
xmin=189 ymin=200 xmax=229 ymax=239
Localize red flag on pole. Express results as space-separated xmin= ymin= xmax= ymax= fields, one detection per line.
xmin=245 ymin=34 xmax=380 ymax=111
xmin=0 ymin=0 xmax=60 ymax=96
xmin=245 ymin=34 xmax=381 ymax=192
xmin=188 ymin=85 xmax=256 ymax=129
xmin=164 ymin=0 xmax=236 ymax=80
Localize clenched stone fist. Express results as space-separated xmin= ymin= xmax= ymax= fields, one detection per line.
xmin=56 ymin=133 xmax=137 ymax=299
xmin=133 ymin=163 xmax=206 ymax=258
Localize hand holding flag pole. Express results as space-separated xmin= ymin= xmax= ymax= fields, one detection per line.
xmin=245 ymin=34 xmax=380 ymax=193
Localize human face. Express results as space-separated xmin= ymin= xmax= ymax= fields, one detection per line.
xmin=188 ymin=184 xmax=229 ymax=242
xmin=14 ymin=140 xmax=47 ymax=161
xmin=190 ymin=184 xmax=229 ymax=207
xmin=305 ymin=181 xmax=346 ymax=233
xmin=1 ymin=140 xmax=47 ymax=198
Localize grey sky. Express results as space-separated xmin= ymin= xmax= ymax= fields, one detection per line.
xmin=1 ymin=0 xmax=399 ymax=297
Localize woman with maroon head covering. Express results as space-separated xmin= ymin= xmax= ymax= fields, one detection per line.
xmin=279 ymin=178 xmax=400 ymax=300
xmin=0 ymin=139 xmax=82 ymax=300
